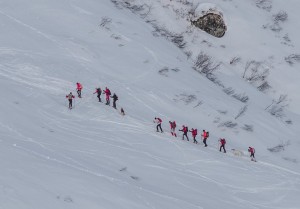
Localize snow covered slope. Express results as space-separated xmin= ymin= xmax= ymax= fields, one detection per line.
xmin=0 ymin=0 xmax=299 ymax=208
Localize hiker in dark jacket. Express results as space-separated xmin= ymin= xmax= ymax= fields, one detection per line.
xmin=219 ymin=138 xmax=226 ymax=153
xmin=93 ymin=88 xmax=102 ymax=102
xmin=111 ymin=93 xmax=118 ymax=109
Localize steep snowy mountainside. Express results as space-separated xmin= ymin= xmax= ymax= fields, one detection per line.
xmin=0 ymin=0 xmax=300 ymax=209
xmin=132 ymin=0 xmax=300 ymax=114
xmin=109 ymin=0 xmax=300 ymax=168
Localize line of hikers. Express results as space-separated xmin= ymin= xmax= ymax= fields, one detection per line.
xmin=65 ymin=82 xmax=125 ymax=115
xmin=154 ymin=117 xmax=256 ymax=161
xmin=65 ymin=83 xmax=255 ymax=161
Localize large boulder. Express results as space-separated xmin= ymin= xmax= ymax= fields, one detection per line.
xmin=191 ymin=13 xmax=227 ymax=38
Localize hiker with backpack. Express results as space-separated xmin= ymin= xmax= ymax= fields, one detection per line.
xmin=66 ymin=92 xmax=75 ymax=109
xmin=76 ymin=82 xmax=83 ymax=98
xmin=93 ymin=87 xmax=102 ymax=102
xmin=189 ymin=128 xmax=198 ymax=144
xmin=201 ymin=130 xmax=209 ymax=147
xmin=111 ymin=93 xmax=118 ymax=109
xmin=248 ymin=147 xmax=256 ymax=161
xmin=219 ymin=138 xmax=226 ymax=153
xmin=169 ymin=121 xmax=177 ymax=137
xmin=179 ymin=125 xmax=189 ymax=141
xmin=103 ymin=87 xmax=111 ymax=105
xmin=154 ymin=117 xmax=163 ymax=133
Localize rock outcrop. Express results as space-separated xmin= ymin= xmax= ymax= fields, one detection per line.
xmin=191 ymin=13 xmax=227 ymax=38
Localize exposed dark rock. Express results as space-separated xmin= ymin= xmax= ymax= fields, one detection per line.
xmin=191 ymin=13 xmax=227 ymax=38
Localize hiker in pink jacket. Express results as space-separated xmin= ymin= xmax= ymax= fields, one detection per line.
xmin=76 ymin=82 xmax=83 ymax=98
xmin=103 ymin=87 xmax=111 ymax=105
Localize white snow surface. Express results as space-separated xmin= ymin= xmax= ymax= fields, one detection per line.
xmin=0 ymin=0 xmax=300 ymax=208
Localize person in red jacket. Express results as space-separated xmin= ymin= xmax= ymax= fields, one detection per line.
xmin=179 ymin=125 xmax=189 ymax=141
xmin=201 ymin=130 xmax=209 ymax=147
xmin=169 ymin=121 xmax=177 ymax=137
xmin=76 ymin=82 xmax=83 ymax=98
xmin=189 ymin=128 xmax=198 ymax=144
xmin=103 ymin=87 xmax=111 ymax=105
xmin=219 ymin=138 xmax=226 ymax=153
xmin=154 ymin=117 xmax=163 ymax=133
xmin=248 ymin=147 xmax=256 ymax=161
xmin=66 ymin=92 xmax=75 ymax=109
xmin=153 ymin=117 xmax=163 ymax=133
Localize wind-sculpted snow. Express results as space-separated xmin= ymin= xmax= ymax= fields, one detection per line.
xmin=0 ymin=0 xmax=299 ymax=209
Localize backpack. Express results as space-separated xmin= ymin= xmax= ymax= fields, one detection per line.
xmin=194 ymin=129 xmax=197 ymax=135
xmin=221 ymin=138 xmax=226 ymax=144
xmin=206 ymin=132 xmax=209 ymax=137
xmin=108 ymin=89 xmax=111 ymax=95
xmin=185 ymin=126 xmax=188 ymax=132
xmin=173 ymin=121 xmax=176 ymax=128
xmin=248 ymin=147 xmax=255 ymax=153
xmin=158 ymin=118 xmax=162 ymax=123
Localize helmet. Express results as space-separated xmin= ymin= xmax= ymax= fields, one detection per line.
xmin=70 ymin=92 xmax=72 ymax=94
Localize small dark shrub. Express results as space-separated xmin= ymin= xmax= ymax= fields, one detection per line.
xmin=273 ymin=11 xmax=288 ymax=23
xmin=158 ymin=67 xmax=169 ymax=77
xmin=285 ymin=119 xmax=292 ymax=125
xmin=232 ymin=93 xmax=249 ymax=103
xmin=235 ymin=105 xmax=248 ymax=119
xmin=99 ymin=17 xmax=112 ymax=29
xmin=193 ymin=52 xmax=220 ymax=76
xmin=218 ymin=110 xmax=227 ymax=115
xmin=242 ymin=124 xmax=254 ymax=132
xmin=257 ymin=81 xmax=271 ymax=92
xmin=152 ymin=24 xmax=186 ymax=49
xmin=230 ymin=57 xmax=241 ymax=65
xmin=223 ymin=87 xmax=235 ymax=95
xmin=174 ymin=93 xmax=197 ymax=105
xmin=218 ymin=121 xmax=238 ymax=128
xmin=285 ymin=54 xmax=300 ymax=65
xmin=193 ymin=101 xmax=203 ymax=108
xmin=268 ymin=141 xmax=290 ymax=153
xmin=255 ymin=0 xmax=272 ymax=12
xmin=243 ymin=60 xmax=271 ymax=91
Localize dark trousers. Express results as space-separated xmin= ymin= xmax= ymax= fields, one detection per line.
xmin=113 ymin=100 xmax=117 ymax=109
xmin=77 ymin=90 xmax=81 ymax=98
xmin=250 ymin=153 xmax=255 ymax=158
xmin=182 ymin=133 xmax=189 ymax=141
xmin=203 ymin=138 xmax=207 ymax=147
xmin=156 ymin=124 xmax=163 ymax=132
xmin=97 ymin=94 xmax=101 ymax=102
xmin=68 ymin=99 xmax=72 ymax=108
xmin=193 ymin=136 xmax=197 ymax=144
xmin=220 ymin=144 xmax=226 ymax=153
